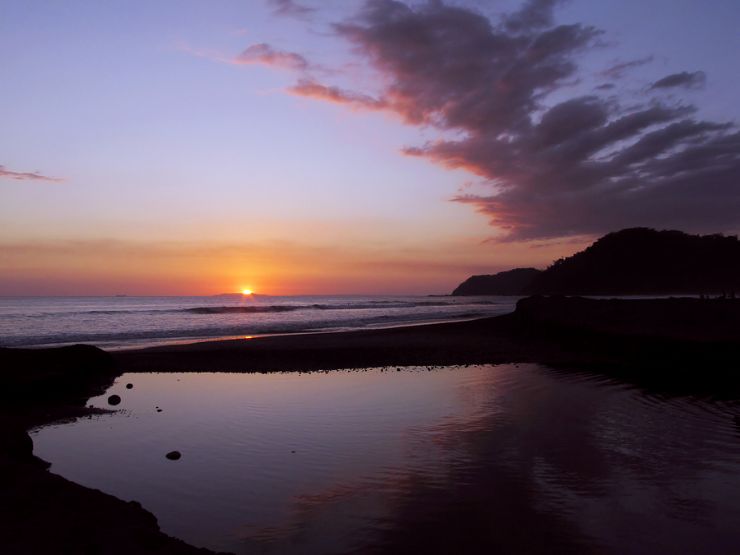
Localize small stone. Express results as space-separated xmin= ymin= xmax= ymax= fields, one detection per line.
xmin=156 ymin=409 xmax=162 ymax=413
xmin=125 ymin=383 xmax=133 ymax=389
xmin=165 ymin=451 xmax=181 ymax=460
xmin=107 ymin=395 xmax=121 ymax=406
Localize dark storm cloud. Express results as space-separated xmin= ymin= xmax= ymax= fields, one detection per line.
xmin=649 ymin=71 xmax=706 ymax=90
xmin=287 ymin=0 xmax=740 ymax=239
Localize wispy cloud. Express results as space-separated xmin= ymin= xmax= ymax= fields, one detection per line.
xmin=268 ymin=0 xmax=315 ymax=20
xmin=234 ymin=43 xmax=310 ymax=71
xmin=649 ymin=71 xmax=706 ymax=90
xmin=0 ymin=164 xmax=63 ymax=182
xmin=601 ymin=56 xmax=653 ymax=79
xmin=288 ymin=79 xmax=385 ymax=109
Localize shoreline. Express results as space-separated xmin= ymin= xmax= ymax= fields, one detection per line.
xmin=0 ymin=345 xmax=219 ymax=555
xmin=113 ymin=296 xmax=740 ymax=394
xmin=105 ymin=314 xmax=495 ymax=352
xmin=3 ymin=296 xmax=740 ymax=554
xmin=2 ymin=316 xmax=516 ymax=353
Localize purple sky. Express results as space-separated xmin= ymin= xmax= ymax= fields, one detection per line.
xmin=1 ymin=0 xmax=739 ymax=294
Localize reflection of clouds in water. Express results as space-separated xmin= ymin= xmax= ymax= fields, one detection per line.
xmin=237 ymin=480 xmax=388 ymax=553
xmin=33 ymin=365 xmax=740 ymax=554
xmin=237 ymin=365 xmax=600 ymax=553
xmin=361 ymin=367 xmax=604 ymax=554
xmin=367 ymin=366 xmax=740 ymax=554
xmin=235 ymin=368 xmax=505 ymax=553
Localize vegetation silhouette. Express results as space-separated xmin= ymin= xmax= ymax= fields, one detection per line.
xmin=453 ymin=228 xmax=740 ymax=296
xmin=452 ymin=268 xmax=540 ymax=295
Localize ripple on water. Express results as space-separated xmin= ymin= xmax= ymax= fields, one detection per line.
xmin=32 ymin=364 xmax=740 ymax=554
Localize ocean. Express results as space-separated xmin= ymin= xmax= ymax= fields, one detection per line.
xmin=0 ymin=295 xmax=518 ymax=350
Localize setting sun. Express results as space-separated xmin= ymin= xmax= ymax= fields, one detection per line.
xmin=241 ymin=289 xmax=253 ymax=296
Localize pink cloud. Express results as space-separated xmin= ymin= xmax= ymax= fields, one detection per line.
xmin=0 ymin=165 xmax=63 ymax=183
xmin=235 ymin=43 xmax=310 ymax=71
xmin=288 ymin=78 xmax=385 ymax=110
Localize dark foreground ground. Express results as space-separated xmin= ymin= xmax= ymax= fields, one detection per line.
xmin=115 ymin=295 xmax=740 ymax=394
xmin=2 ymin=296 xmax=740 ymax=554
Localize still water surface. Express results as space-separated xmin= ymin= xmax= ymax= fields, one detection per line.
xmin=33 ymin=365 xmax=740 ymax=554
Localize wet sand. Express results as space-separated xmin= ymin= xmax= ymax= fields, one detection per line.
xmin=115 ymin=296 xmax=740 ymax=394
xmin=3 ymin=296 xmax=740 ymax=554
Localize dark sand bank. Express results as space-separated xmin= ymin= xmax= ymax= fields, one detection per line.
xmin=3 ymin=296 xmax=740 ymax=554
xmin=115 ymin=296 xmax=740 ymax=394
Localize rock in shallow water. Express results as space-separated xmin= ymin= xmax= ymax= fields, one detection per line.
xmin=107 ymin=394 xmax=121 ymax=406
xmin=165 ymin=450 xmax=181 ymax=460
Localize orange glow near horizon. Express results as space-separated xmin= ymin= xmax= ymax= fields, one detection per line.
xmin=241 ymin=288 xmax=253 ymax=296
xmin=0 ymin=236 xmax=592 ymax=296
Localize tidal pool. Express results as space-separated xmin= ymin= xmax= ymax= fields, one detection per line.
xmin=32 ymin=364 xmax=740 ymax=554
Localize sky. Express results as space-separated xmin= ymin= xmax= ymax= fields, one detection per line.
xmin=1 ymin=0 xmax=739 ymax=295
